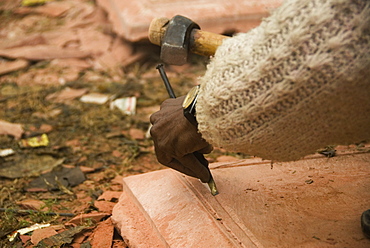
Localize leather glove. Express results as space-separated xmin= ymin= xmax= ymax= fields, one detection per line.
xmin=150 ymin=96 xmax=213 ymax=183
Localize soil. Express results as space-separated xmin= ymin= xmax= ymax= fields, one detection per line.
xmin=0 ymin=1 xmax=246 ymax=247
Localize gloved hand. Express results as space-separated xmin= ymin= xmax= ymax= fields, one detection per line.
xmin=150 ymin=96 xmax=213 ymax=183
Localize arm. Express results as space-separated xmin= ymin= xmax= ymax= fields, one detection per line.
xmin=150 ymin=0 xmax=370 ymax=180
xmin=196 ymin=0 xmax=370 ymax=161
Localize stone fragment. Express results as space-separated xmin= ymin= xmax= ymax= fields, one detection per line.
xmin=31 ymin=226 xmax=58 ymax=245
xmin=67 ymin=213 xmax=110 ymax=226
xmin=77 ymin=28 xmax=111 ymax=56
xmin=0 ymin=45 xmax=90 ymax=61
xmin=94 ymin=191 xmax=122 ymax=214
xmin=129 ymin=128 xmax=145 ymax=140
xmin=96 ymin=0 xmax=283 ymax=41
xmin=16 ymin=199 xmax=46 ymax=210
xmin=0 ymin=119 xmax=23 ymax=139
xmin=46 ymin=87 xmax=88 ymax=103
xmin=0 ymin=59 xmax=29 ymax=75
xmin=90 ymin=218 xmax=114 ymax=248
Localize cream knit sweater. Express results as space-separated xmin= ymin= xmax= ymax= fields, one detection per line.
xmin=196 ymin=0 xmax=370 ymax=161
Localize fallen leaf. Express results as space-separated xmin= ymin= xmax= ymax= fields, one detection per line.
xmin=26 ymin=166 xmax=86 ymax=191
xmin=0 ymin=154 xmax=64 ymax=178
xmin=70 ymin=229 xmax=93 ymax=247
xmin=36 ymin=226 xmax=87 ymax=247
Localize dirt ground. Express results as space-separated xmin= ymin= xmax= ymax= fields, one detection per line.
xmin=0 ymin=1 xmax=248 ymax=247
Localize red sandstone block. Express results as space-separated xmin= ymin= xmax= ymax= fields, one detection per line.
xmin=112 ymin=153 xmax=370 ymax=247
xmin=96 ymin=0 xmax=283 ymax=41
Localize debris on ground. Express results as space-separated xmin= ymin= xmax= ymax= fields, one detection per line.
xmin=19 ymin=133 xmax=49 ymax=148
xmin=0 ymin=120 xmax=23 ymax=139
xmin=0 ymin=148 xmax=15 ymax=157
xmin=8 ymin=223 xmax=51 ymax=242
xmin=26 ymin=166 xmax=86 ymax=192
xmin=0 ymin=154 xmax=64 ymax=178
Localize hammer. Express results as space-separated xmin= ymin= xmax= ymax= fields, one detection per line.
xmin=149 ymin=15 xmax=229 ymax=65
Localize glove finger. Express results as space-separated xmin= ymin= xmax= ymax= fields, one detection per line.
xmin=149 ymin=111 xmax=160 ymax=124
xmin=193 ymin=151 xmax=208 ymax=167
xmin=166 ymin=159 xmax=201 ymax=179
xmin=197 ymin=144 xmax=213 ymax=154
xmin=154 ymin=145 xmax=211 ymax=182
xmin=175 ymin=153 xmax=211 ymax=183
xmin=152 ymin=144 xmax=196 ymax=176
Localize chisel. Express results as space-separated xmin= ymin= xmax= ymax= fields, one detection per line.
xmin=156 ymin=64 xmax=219 ymax=196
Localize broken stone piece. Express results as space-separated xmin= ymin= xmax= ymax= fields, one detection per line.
xmin=67 ymin=213 xmax=110 ymax=226
xmin=0 ymin=119 xmax=24 ymax=139
xmin=16 ymin=199 xmax=46 ymax=210
xmin=31 ymin=226 xmax=58 ymax=245
xmin=90 ymin=218 xmax=114 ymax=248
xmin=0 ymin=59 xmax=29 ymax=75
xmin=0 ymin=45 xmax=90 ymax=61
xmin=46 ymin=87 xmax=88 ymax=103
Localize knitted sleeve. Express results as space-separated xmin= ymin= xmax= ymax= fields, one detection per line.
xmin=196 ymin=0 xmax=370 ymax=161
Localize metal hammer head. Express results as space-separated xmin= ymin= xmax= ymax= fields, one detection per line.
xmin=160 ymin=15 xmax=200 ymax=65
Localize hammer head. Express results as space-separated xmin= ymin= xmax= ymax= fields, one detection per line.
xmin=160 ymin=15 xmax=200 ymax=65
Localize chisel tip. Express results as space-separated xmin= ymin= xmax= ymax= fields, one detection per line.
xmin=208 ymin=177 xmax=219 ymax=196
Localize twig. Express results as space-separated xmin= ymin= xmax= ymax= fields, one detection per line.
xmin=0 ymin=208 xmax=75 ymax=217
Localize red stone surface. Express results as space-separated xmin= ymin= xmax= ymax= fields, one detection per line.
xmin=112 ymin=152 xmax=370 ymax=247
xmin=96 ymin=0 xmax=283 ymax=41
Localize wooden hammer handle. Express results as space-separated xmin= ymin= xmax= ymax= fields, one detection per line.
xmin=149 ymin=17 xmax=229 ymax=57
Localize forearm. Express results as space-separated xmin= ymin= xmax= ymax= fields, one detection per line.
xmin=196 ymin=0 xmax=370 ymax=161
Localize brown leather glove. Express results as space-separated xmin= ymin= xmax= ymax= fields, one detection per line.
xmin=150 ymin=96 xmax=213 ymax=183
